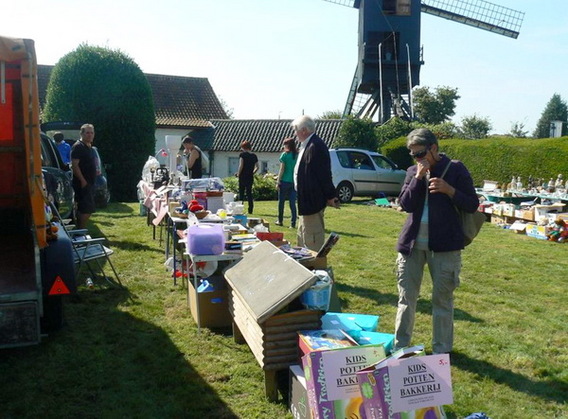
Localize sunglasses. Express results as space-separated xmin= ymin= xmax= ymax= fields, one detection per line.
xmin=409 ymin=147 xmax=430 ymax=159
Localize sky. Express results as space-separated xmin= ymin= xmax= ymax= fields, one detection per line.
xmin=4 ymin=0 xmax=567 ymax=135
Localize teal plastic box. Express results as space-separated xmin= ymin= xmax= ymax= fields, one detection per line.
xmin=321 ymin=312 xmax=380 ymax=333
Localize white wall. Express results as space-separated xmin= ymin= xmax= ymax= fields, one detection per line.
xmin=211 ymin=151 xmax=282 ymax=179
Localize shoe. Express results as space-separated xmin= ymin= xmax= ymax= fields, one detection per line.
xmin=289 ymin=224 xmax=296 ymax=229
xmin=274 ymin=221 xmax=283 ymax=226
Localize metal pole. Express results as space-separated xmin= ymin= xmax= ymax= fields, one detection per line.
xmin=378 ymin=43 xmax=384 ymax=124
xmin=406 ymin=43 xmax=414 ymax=119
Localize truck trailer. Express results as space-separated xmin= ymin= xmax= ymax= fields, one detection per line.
xmin=0 ymin=35 xmax=76 ymax=348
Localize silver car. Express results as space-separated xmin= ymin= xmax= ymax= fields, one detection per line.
xmin=330 ymin=148 xmax=406 ymax=203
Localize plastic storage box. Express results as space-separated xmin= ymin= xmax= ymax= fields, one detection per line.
xmin=187 ymin=223 xmax=225 ymax=255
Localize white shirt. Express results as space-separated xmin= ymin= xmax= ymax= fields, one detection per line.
xmin=294 ymin=133 xmax=314 ymax=190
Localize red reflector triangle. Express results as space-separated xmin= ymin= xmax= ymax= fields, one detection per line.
xmin=49 ymin=276 xmax=71 ymax=295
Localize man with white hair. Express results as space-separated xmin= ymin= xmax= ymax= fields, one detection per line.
xmin=292 ymin=115 xmax=339 ymax=252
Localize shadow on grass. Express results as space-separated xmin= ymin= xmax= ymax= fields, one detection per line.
xmin=451 ymin=352 xmax=568 ymax=405
xmin=0 ymin=288 xmax=238 ymax=418
xmin=336 ymin=282 xmax=483 ymax=323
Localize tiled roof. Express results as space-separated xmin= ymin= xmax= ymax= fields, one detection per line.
xmin=37 ymin=65 xmax=227 ymax=127
xmin=209 ymin=119 xmax=345 ymax=152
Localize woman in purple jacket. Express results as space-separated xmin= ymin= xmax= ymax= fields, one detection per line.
xmin=394 ymin=128 xmax=479 ymax=355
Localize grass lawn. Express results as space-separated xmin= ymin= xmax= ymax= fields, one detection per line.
xmin=1 ymin=200 xmax=566 ymax=418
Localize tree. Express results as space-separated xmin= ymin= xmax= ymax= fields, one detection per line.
xmin=412 ymin=86 xmax=460 ymax=125
xmin=43 ymin=44 xmax=156 ymax=201
xmin=508 ymin=121 xmax=529 ymax=138
xmin=375 ymin=117 xmax=411 ymax=149
xmin=459 ymin=115 xmax=492 ymax=139
xmin=318 ymin=110 xmax=343 ymax=119
xmin=332 ymin=117 xmax=378 ymax=150
xmin=533 ymin=94 xmax=568 ymax=138
xmin=218 ymin=96 xmax=234 ymax=119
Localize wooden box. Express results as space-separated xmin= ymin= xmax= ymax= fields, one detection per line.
xmin=225 ymin=241 xmax=323 ymax=400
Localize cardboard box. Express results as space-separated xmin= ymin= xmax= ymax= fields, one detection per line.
xmin=256 ymin=232 xmax=284 ymax=242
xmin=298 ymin=329 xmax=355 ymax=357
xmin=356 ymin=346 xmax=449 ymax=418
xmin=353 ymin=332 xmax=395 ymax=354
xmin=187 ymin=276 xmax=232 ymax=328
xmin=289 ymin=364 xmax=312 ymax=419
xmin=321 ymin=312 xmax=380 ymax=334
xmin=502 ymin=203 xmax=516 ymax=217
xmin=534 ymin=203 xmax=565 ymax=222
xmin=302 ymin=344 xmax=386 ymax=419
xmin=525 ymin=224 xmax=550 ymax=240
xmin=298 ymin=249 xmax=328 ymax=270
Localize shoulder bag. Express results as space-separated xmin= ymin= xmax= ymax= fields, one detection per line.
xmin=440 ymin=161 xmax=485 ymax=246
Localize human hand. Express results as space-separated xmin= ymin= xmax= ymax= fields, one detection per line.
xmin=327 ymin=198 xmax=340 ymax=208
xmin=429 ymin=177 xmax=455 ymax=197
xmin=415 ymin=160 xmax=430 ymax=179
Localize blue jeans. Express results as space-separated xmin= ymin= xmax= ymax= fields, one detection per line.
xmin=278 ymin=181 xmax=297 ymax=226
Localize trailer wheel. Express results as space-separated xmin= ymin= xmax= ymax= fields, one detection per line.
xmin=40 ymin=295 xmax=64 ymax=332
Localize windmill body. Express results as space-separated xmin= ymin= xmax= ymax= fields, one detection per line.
xmin=325 ymin=0 xmax=524 ymax=123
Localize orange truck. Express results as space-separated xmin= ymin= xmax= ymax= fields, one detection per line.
xmin=0 ymin=36 xmax=76 ymax=348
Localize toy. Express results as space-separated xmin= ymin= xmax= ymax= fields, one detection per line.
xmin=546 ymin=218 xmax=568 ymax=243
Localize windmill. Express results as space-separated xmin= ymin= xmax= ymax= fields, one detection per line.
xmin=323 ymin=0 xmax=525 ymax=123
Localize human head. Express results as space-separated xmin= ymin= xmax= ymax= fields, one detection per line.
xmin=80 ymin=124 xmax=95 ymax=144
xmin=182 ymin=135 xmax=194 ymax=151
xmin=240 ymin=140 xmax=252 ymax=151
xmin=283 ymin=137 xmax=297 ymax=153
xmin=291 ymin=115 xmax=316 ymax=142
xmin=406 ymin=128 xmax=439 ymax=162
xmin=53 ymin=132 xmax=64 ymax=143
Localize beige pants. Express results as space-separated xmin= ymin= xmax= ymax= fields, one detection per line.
xmin=297 ymin=210 xmax=325 ymax=252
xmin=394 ymin=249 xmax=461 ymax=354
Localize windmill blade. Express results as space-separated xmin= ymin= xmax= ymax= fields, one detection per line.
xmin=421 ymin=0 xmax=524 ymax=39
xmin=322 ymin=0 xmax=357 ymax=8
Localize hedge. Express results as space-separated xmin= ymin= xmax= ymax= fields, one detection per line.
xmin=382 ymin=136 xmax=568 ymax=187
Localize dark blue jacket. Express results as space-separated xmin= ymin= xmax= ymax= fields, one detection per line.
xmin=396 ymin=154 xmax=479 ymax=255
xmin=296 ymin=134 xmax=337 ymax=216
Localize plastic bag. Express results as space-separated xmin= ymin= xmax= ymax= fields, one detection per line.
xmin=142 ymin=156 xmax=161 ymax=182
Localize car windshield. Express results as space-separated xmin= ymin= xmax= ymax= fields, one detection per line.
xmin=371 ymin=155 xmax=395 ymax=170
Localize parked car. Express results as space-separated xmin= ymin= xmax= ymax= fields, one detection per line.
xmin=329 ymin=148 xmax=406 ymax=203
xmin=41 ymin=121 xmax=110 ymax=208
xmin=40 ymin=133 xmax=75 ymax=220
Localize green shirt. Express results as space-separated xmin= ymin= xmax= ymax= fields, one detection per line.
xmin=279 ymin=151 xmax=297 ymax=183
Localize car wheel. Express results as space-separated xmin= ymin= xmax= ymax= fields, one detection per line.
xmin=337 ymin=182 xmax=354 ymax=203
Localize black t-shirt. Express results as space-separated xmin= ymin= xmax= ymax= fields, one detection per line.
xmin=71 ymin=141 xmax=97 ymax=186
xmin=239 ymin=151 xmax=258 ymax=182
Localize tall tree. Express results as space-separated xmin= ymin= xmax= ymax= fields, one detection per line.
xmin=412 ymin=86 xmax=460 ymax=125
xmin=459 ymin=115 xmax=492 ymax=139
xmin=43 ymin=44 xmax=156 ymax=201
xmin=533 ymin=94 xmax=568 ymax=138
xmin=332 ymin=117 xmax=377 ymax=151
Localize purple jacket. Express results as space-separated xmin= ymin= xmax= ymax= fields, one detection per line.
xmin=396 ymin=154 xmax=479 ymax=255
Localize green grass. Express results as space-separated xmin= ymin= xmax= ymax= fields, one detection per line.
xmin=1 ymin=200 xmax=566 ymax=418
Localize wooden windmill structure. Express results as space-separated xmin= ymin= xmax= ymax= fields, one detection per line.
xmin=324 ymin=0 xmax=525 ymax=123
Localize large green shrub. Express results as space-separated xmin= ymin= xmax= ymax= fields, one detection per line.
xmin=222 ymin=174 xmax=277 ymax=201
xmin=382 ymin=136 xmax=568 ymax=187
xmin=332 ymin=117 xmax=378 ymax=150
xmin=43 ymin=44 xmax=156 ymax=201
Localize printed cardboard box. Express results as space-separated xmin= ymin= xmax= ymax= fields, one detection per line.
xmin=356 ymin=346 xmax=450 ymax=419
xmin=289 ymin=364 xmax=312 ymax=419
xmin=302 ymin=344 xmax=386 ymax=419
xmin=298 ymin=329 xmax=355 ymax=357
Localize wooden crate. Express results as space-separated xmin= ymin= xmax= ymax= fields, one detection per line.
xmin=229 ymin=291 xmax=321 ymax=400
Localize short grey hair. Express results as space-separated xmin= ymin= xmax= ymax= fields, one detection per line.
xmin=291 ymin=115 xmax=316 ymax=134
xmin=406 ymin=128 xmax=438 ymax=148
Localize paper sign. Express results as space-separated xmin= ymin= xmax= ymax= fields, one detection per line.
xmin=387 ymin=354 xmax=453 ymax=413
xmin=322 ymin=345 xmax=386 ymax=401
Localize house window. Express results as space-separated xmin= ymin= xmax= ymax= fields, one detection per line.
xmin=383 ymin=0 xmax=411 ymax=16
xmin=260 ymin=161 xmax=269 ymax=174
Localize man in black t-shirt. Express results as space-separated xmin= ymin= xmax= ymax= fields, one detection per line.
xmin=71 ymin=123 xmax=97 ymax=229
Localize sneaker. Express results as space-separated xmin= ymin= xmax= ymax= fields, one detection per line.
xmin=289 ymin=224 xmax=296 ymax=229
xmin=274 ymin=221 xmax=283 ymax=226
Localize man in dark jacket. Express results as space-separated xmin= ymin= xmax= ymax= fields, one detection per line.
xmin=292 ymin=115 xmax=339 ymax=252
xmin=394 ymin=128 xmax=479 ymax=355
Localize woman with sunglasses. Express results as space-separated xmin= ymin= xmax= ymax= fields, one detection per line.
xmin=393 ymin=128 xmax=479 ymax=355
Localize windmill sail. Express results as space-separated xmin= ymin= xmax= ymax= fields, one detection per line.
xmin=421 ymin=0 xmax=524 ymax=39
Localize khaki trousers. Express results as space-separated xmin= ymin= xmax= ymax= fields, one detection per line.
xmin=394 ymin=249 xmax=461 ymax=354
xmin=297 ymin=210 xmax=325 ymax=252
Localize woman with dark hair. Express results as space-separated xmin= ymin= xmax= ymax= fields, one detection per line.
xmin=275 ymin=137 xmax=298 ymax=227
xmin=235 ymin=140 xmax=258 ymax=214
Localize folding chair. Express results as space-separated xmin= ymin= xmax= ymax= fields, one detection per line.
xmin=49 ymin=202 xmax=122 ymax=288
